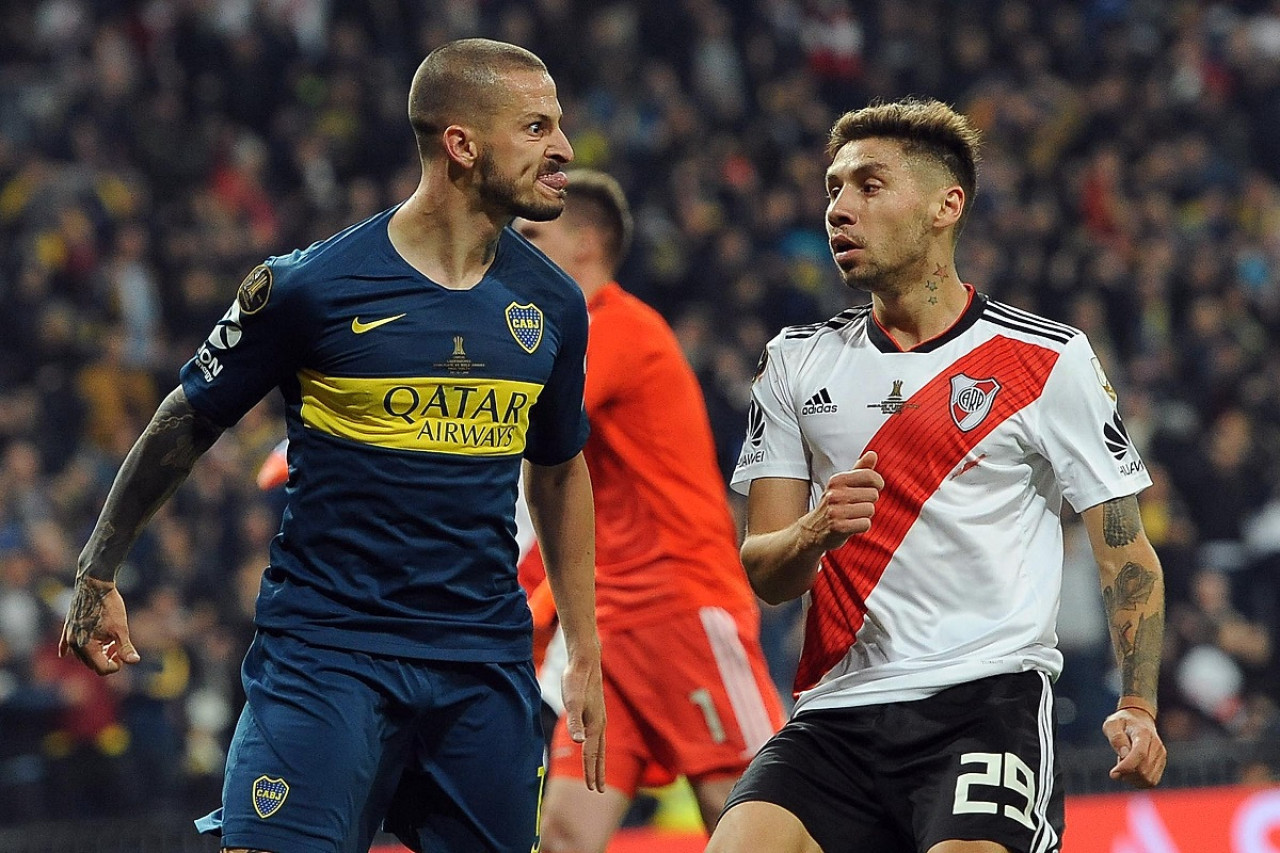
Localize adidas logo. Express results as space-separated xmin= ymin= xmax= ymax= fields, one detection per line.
xmin=802 ymin=388 xmax=839 ymax=415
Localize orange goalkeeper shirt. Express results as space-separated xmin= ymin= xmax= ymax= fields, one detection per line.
xmin=584 ymin=282 xmax=757 ymax=630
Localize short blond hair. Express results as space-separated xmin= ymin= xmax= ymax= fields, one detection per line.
xmin=828 ymin=98 xmax=982 ymax=235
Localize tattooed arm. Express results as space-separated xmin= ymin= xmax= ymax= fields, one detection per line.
xmin=1080 ymin=494 xmax=1168 ymax=788
xmin=60 ymin=386 xmax=225 ymax=675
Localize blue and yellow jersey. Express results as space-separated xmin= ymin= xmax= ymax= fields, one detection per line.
xmin=180 ymin=207 xmax=589 ymax=662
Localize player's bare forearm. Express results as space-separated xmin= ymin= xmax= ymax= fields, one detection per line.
xmin=1083 ymin=495 xmax=1165 ymax=713
xmin=1084 ymin=495 xmax=1167 ymax=787
xmin=524 ymin=453 xmax=605 ymax=790
xmin=741 ymin=524 xmax=827 ymax=605
xmin=743 ymin=462 xmax=880 ymax=605
xmin=77 ymin=386 xmax=225 ymax=584
xmin=63 ymin=386 xmax=223 ymax=673
xmin=741 ymin=477 xmax=825 ymax=604
xmin=524 ymin=453 xmax=598 ymax=654
xmin=1104 ymin=555 xmax=1164 ymax=712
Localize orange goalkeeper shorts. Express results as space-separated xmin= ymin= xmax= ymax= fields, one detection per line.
xmin=549 ymin=606 xmax=784 ymax=796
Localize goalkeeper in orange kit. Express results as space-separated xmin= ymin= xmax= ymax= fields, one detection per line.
xmin=517 ymin=171 xmax=784 ymax=852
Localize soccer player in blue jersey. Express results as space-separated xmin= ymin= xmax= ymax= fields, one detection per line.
xmin=59 ymin=38 xmax=604 ymax=853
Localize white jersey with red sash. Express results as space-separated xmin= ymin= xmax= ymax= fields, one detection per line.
xmin=731 ymin=289 xmax=1151 ymax=715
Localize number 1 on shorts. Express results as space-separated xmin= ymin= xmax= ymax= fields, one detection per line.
xmin=688 ymin=688 xmax=727 ymax=744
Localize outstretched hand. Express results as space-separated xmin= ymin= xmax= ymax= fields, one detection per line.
xmin=1103 ymin=707 xmax=1166 ymax=788
xmin=803 ymin=450 xmax=883 ymax=551
xmin=59 ymin=576 xmax=140 ymax=675
xmin=560 ymin=647 xmax=606 ymax=792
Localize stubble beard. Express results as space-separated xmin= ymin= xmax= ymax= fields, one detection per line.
xmin=838 ymin=219 xmax=933 ymax=298
xmin=477 ymin=148 xmax=564 ymax=222
xmin=840 ymin=254 xmax=922 ymax=299
xmin=839 ymin=260 xmax=886 ymax=295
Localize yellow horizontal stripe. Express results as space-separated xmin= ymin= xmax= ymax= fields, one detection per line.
xmin=299 ymin=370 xmax=543 ymax=456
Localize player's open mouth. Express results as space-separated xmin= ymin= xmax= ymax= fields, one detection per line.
xmin=537 ymin=171 xmax=568 ymax=193
xmin=830 ymin=234 xmax=863 ymax=263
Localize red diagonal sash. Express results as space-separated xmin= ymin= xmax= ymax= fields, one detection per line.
xmin=793 ymin=335 xmax=1060 ymax=693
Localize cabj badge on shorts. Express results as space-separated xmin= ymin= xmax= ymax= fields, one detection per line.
xmin=252 ymin=774 xmax=289 ymax=818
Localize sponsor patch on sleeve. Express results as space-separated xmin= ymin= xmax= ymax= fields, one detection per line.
xmin=1091 ymin=357 xmax=1117 ymax=402
xmin=237 ymin=264 xmax=273 ymax=315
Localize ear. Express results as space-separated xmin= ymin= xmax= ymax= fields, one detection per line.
xmin=577 ymin=224 xmax=605 ymax=264
xmin=442 ymin=125 xmax=481 ymax=169
xmin=936 ymin=185 xmax=965 ymax=230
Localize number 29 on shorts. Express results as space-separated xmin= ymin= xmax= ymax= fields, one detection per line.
xmin=952 ymin=751 xmax=1036 ymax=829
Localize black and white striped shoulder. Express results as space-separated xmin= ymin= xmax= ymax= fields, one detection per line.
xmin=783 ymin=305 xmax=872 ymax=340
xmin=980 ymin=299 xmax=1081 ymax=345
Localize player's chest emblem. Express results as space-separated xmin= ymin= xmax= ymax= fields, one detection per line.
xmin=434 ymin=334 xmax=486 ymax=375
xmin=949 ymin=374 xmax=1002 ymax=432
xmin=505 ymin=302 xmax=544 ymax=353
xmin=865 ymin=378 xmax=918 ymax=416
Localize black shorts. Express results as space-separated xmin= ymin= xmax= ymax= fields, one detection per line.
xmin=723 ymin=671 xmax=1063 ymax=853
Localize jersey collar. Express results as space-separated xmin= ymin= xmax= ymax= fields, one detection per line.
xmin=867 ymin=286 xmax=988 ymax=353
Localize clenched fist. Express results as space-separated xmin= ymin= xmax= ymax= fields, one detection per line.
xmin=801 ymin=450 xmax=884 ymax=552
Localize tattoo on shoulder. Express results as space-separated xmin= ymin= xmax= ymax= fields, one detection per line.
xmin=1101 ymin=496 xmax=1141 ymax=547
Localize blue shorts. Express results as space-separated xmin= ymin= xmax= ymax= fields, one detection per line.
xmin=195 ymin=630 xmax=546 ymax=853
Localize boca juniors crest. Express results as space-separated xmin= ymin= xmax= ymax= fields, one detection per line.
xmin=505 ymin=302 xmax=544 ymax=353
xmin=252 ymin=774 xmax=289 ymax=819
xmin=949 ymin=374 xmax=1001 ymax=432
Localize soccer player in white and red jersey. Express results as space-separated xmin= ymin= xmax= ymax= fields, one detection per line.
xmin=706 ymin=99 xmax=1166 ymax=853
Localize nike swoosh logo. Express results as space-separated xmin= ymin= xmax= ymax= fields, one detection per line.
xmin=351 ymin=313 xmax=406 ymax=334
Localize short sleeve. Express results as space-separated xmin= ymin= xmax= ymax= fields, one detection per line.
xmin=730 ymin=337 xmax=810 ymax=495
xmin=523 ymin=291 xmax=590 ymax=466
xmin=179 ymin=261 xmax=310 ymax=428
xmin=1032 ymin=333 xmax=1153 ymax=512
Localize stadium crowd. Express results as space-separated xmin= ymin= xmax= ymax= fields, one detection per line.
xmin=1 ymin=0 xmax=1279 ymax=825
